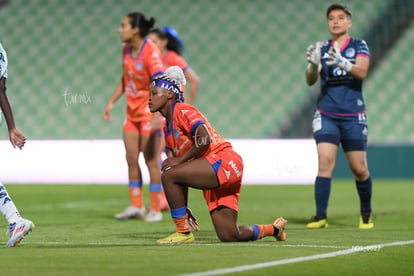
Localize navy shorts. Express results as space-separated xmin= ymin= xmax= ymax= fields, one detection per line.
xmin=312 ymin=111 xmax=368 ymax=152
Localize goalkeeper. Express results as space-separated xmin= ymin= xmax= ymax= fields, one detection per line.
xmin=305 ymin=3 xmax=374 ymax=230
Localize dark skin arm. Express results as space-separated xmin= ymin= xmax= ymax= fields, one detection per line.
xmin=161 ymin=123 xmax=211 ymax=172
xmin=0 ymin=77 xmax=26 ymax=149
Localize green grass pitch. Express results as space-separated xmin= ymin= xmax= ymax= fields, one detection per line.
xmin=1 ymin=180 xmax=413 ymax=275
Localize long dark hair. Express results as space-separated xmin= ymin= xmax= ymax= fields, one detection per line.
xmin=127 ymin=12 xmax=156 ymax=38
xmin=149 ymin=27 xmax=184 ymax=55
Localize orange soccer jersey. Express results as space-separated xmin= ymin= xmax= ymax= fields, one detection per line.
xmin=122 ymin=39 xmax=163 ymax=122
xmin=164 ymin=103 xmax=230 ymax=158
xmin=164 ymin=103 xmax=244 ymax=212
xmin=163 ymin=50 xmax=188 ymax=72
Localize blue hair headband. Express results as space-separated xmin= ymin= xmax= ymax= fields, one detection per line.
xmin=162 ymin=26 xmax=185 ymax=53
xmin=151 ymin=79 xmax=184 ymax=103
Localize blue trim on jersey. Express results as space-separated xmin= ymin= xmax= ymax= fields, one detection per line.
xmin=151 ymin=70 xmax=164 ymax=79
xmin=128 ymin=39 xmax=147 ymax=60
xmin=211 ymin=159 xmax=222 ymax=174
xmin=165 ymin=127 xmax=172 ymax=136
xmin=190 ymin=121 xmax=205 ymax=136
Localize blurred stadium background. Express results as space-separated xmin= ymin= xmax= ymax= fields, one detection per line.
xmin=0 ymin=0 xmax=413 ymax=178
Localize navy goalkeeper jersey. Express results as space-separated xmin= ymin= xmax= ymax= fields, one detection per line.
xmin=317 ymin=36 xmax=370 ymax=117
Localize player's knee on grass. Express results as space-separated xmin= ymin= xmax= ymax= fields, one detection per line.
xmin=216 ymin=230 xmax=239 ymax=242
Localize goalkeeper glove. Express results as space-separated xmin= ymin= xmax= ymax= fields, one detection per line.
xmin=326 ymin=41 xmax=353 ymax=72
xmin=306 ymin=42 xmax=321 ymax=74
xmin=187 ymin=207 xmax=199 ymax=231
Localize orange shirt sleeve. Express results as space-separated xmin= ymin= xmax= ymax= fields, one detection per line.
xmin=164 ymin=51 xmax=188 ymax=72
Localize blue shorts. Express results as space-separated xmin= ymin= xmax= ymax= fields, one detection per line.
xmin=312 ymin=111 xmax=368 ymax=152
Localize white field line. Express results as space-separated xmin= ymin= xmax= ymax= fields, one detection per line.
xmin=179 ymin=240 xmax=414 ymax=276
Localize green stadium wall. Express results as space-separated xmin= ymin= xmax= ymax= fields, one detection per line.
xmin=0 ymin=0 xmax=391 ymax=140
xmin=334 ymin=145 xmax=414 ymax=179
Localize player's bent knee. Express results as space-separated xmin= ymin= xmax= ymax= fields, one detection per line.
xmin=217 ymin=235 xmax=238 ymax=242
xmin=216 ymin=230 xmax=239 ymax=242
xmin=161 ymin=169 xmax=177 ymax=184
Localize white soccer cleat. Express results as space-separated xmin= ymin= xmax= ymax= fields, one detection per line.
xmin=145 ymin=211 xmax=162 ymax=222
xmin=6 ymin=218 xmax=35 ymax=247
xmin=114 ymin=206 xmax=146 ymax=220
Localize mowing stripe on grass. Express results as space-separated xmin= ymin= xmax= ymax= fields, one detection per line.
xmin=192 ymin=243 xmax=348 ymax=249
xmin=180 ymin=240 xmax=414 ymax=276
xmin=26 ymin=242 xmax=346 ymax=249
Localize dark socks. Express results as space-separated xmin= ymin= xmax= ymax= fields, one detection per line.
xmin=314 ymin=176 xmax=331 ymax=217
xmin=356 ymin=176 xmax=372 ymax=222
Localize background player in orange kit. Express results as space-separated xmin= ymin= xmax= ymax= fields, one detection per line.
xmin=147 ymin=27 xmax=200 ymax=105
xmin=103 ymin=12 xmax=166 ymax=222
xmin=149 ymin=66 xmax=287 ymax=244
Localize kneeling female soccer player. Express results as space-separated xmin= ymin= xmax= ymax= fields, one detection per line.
xmin=149 ymin=66 xmax=287 ymax=244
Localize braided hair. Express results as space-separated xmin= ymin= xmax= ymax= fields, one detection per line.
xmin=151 ymin=66 xmax=186 ymax=103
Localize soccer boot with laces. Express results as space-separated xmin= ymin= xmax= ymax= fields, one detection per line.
xmin=156 ymin=232 xmax=195 ymax=244
xmin=6 ymin=218 xmax=35 ymax=247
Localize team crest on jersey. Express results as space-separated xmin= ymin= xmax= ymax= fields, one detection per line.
xmin=136 ymin=62 xmax=143 ymax=70
xmin=173 ymin=129 xmax=180 ymax=139
xmin=322 ymin=52 xmax=330 ymax=59
xmin=345 ymin=48 xmax=355 ymax=58
xmin=181 ymin=110 xmax=189 ymax=116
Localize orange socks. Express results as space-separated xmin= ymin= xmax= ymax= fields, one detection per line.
xmin=128 ymin=180 xmax=143 ymax=208
xmin=149 ymin=184 xmax=162 ymax=212
xmin=171 ymin=206 xmax=190 ymax=233
xmin=252 ymin=224 xmax=274 ymax=240
xmin=149 ymin=191 xmax=161 ymax=212
xmin=129 ymin=187 xmax=143 ymax=208
xmin=129 ymin=182 xmax=164 ymax=211
xmin=173 ymin=216 xmax=190 ymax=233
